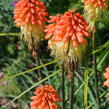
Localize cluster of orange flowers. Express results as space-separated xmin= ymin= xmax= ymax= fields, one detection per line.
xmin=45 ymin=10 xmax=91 ymax=47
xmin=82 ymin=0 xmax=107 ymax=9
xmin=45 ymin=10 xmax=91 ymax=61
xmin=14 ymin=0 xmax=48 ymax=27
xmin=103 ymin=66 xmax=109 ymax=87
xmin=30 ymin=85 xmax=61 ymax=109
xmin=82 ymin=0 xmax=108 ymax=29
xmin=14 ymin=0 xmax=48 ymax=56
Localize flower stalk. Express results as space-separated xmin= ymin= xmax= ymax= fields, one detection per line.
xmin=69 ymin=72 xmax=74 ymax=109
xmin=66 ymin=61 xmax=75 ymax=109
xmin=93 ymin=31 xmax=100 ymax=109
xmin=84 ymin=69 xmax=89 ymax=109
xmin=61 ymin=63 xmax=65 ymax=109
xmin=35 ymin=55 xmax=44 ymax=81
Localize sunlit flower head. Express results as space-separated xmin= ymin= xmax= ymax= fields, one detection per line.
xmin=30 ymin=85 xmax=61 ymax=109
xmin=45 ymin=10 xmax=91 ymax=62
xmin=103 ymin=66 xmax=109 ymax=87
xmin=82 ymin=0 xmax=108 ymax=29
xmin=14 ymin=0 xmax=48 ymax=56
xmin=82 ymin=0 xmax=107 ymax=9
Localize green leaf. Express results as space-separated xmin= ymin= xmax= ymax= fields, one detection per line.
xmin=84 ymin=69 xmax=89 ymax=109
xmin=1 ymin=69 xmax=61 ymax=109
xmin=0 ymin=59 xmax=60 ymax=82
xmin=93 ymin=19 xmax=109 ymax=23
xmin=0 ymin=33 xmax=20 ymax=36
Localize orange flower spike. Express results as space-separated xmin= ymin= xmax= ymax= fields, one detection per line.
xmin=30 ymin=85 xmax=61 ymax=109
xmin=14 ymin=0 xmax=48 ymax=56
xmin=45 ymin=10 xmax=91 ymax=62
xmin=82 ymin=0 xmax=108 ymax=30
xmin=105 ymin=66 xmax=109 ymax=72
xmin=103 ymin=66 xmax=109 ymax=87
xmin=14 ymin=0 xmax=48 ymax=26
xmin=104 ymin=73 xmax=109 ymax=80
xmin=103 ymin=66 xmax=109 ymax=79
xmin=83 ymin=0 xmax=107 ymax=9
xmin=45 ymin=10 xmax=91 ymax=47
xmin=104 ymin=79 xmax=109 ymax=87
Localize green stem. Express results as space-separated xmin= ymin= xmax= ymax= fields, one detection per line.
xmin=69 ymin=74 xmax=74 ymax=109
xmin=0 ymin=33 xmax=19 ymax=36
xmin=68 ymin=63 xmax=75 ymax=109
xmin=84 ymin=69 xmax=89 ymax=109
xmin=36 ymin=56 xmax=44 ymax=81
xmin=61 ymin=63 xmax=65 ymax=109
xmin=93 ymin=32 xmax=100 ymax=109
xmin=93 ymin=19 xmax=109 ymax=23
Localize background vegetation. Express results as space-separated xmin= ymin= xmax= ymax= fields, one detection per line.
xmin=0 ymin=0 xmax=109 ymax=109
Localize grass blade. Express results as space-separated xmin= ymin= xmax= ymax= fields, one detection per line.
xmin=0 ymin=59 xmax=60 ymax=82
xmin=1 ymin=69 xmax=61 ymax=109
xmin=84 ymin=69 xmax=89 ymax=109
xmin=0 ymin=33 xmax=20 ymax=36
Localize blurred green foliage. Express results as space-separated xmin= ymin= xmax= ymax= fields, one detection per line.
xmin=0 ymin=0 xmax=109 ymax=109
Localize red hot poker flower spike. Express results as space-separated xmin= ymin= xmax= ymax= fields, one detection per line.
xmin=82 ymin=0 xmax=107 ymax=9
xmin=30 ymin=85 xmax=61 ymax=109
xmin=14 ymin=0 xmax=48 ymax=27
xmin=14 ymin=0 xmax=48 ymax=57
xmin=45 ymin=10 xmax=91 ymax=47
xmin=82 ymin=0 xmax=108 ymax=30
xmin=103 ymin=66 xmax=109 ymax=87
xmin=45 ymin=10 xmax=91 ymax=62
